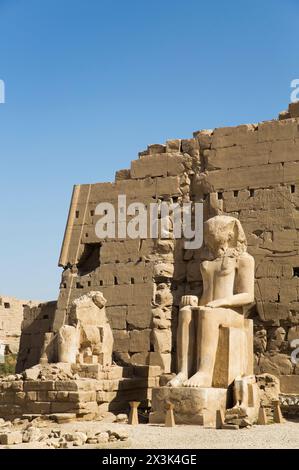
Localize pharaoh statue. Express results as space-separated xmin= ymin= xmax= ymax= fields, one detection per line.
xmin=168 ymin=215 xmax=255 ymax=389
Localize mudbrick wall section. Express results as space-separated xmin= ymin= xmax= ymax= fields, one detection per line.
xmin=17 ymin=102 xmax=299 ymax=391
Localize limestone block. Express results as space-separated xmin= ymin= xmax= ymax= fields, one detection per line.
xmin=0 ymin=431 xmax=23 ymax=445
xmin=127 ymin=306 xmax=152 ymax=329
xmin=26 ymin=401 xmax=51 ymax=414
xmin=55 ymin=380 xmax=96 ymax=391
xmin=100 ymin=284 xmax=154 ymax=307
xmin=129 ymin=330 xmax=151 ymax=353
xmin=26 ymin=391 xmax=37 ymax=401
xmin=283 ymin=161 xmax=299 ymax=183
xmin=289 ymin=102 xmax=299 ymax=118
xmin=256 ymin=302 xmax=289 ymax=322
xmin=166 ymin=139 xmax=181 ymax=153
xmin=100 ymin=240 xmax=155 ymax=264
xmin=280 ymin=279 xmax=298 ymax=303
xmin=149 ymin=387 xmax=228 ymax=424
xmin=206 ymin=163 xmax=283 ymax=191
xmin=255 ymin=278 xmax=280 ymax=302
xmin=130 ymin=352 xmax=171 ymax=372
xmin=106 ymin=306 xmax=127 ymax=330
xmin=131 ymin=153 xmax=185 ymax=179
xmin=279 ymin=375 xmax=299 ymax=394
xmin=148 ymin=144 xmax=166 ymax=154
xmin=258 ymin=119 xmax=299 ymax=142
xmin=211 ymin=125 xmax=257 ymax=149
xmin=270 ymin=139 xmax=299 ymax=163
xmin=133 ymin=365 xmax=161 ymax=377
xmin=156 ymin=176 xmax=181 ymax=197
xmin=24 ymin=381 xmax=55 ymax=392
xmin=68 ymin=391 xmax=96 ymax=402
xmin=205 ymin=142 xmax=270 ymax=170
xmin=113 ymin=330 xmax=130 ymax=352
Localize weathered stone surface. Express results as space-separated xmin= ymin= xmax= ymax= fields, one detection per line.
xmin=149 ymin=387 xmax=228 ymax=424
xmin=280 ymin=375 xmax=299 ymax=394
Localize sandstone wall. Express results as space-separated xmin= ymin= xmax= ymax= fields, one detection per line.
xmin=0 ymin=296 xmax=39 ymax=354
xmin=16 ymin=301 xmax=57 ymax=373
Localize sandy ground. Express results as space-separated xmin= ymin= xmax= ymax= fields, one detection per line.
xmin=1 ymin=418 xmax=299 ymax=449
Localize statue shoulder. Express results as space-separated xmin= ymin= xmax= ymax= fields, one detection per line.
xmin=201 ymin=260 xmax=211 ymax=271
xmin=237 ymin=252 xmax=254 ymax=269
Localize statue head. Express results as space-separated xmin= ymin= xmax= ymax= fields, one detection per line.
xmin=204 ymin=215 xmax=247 ymax=258
xmin=92 ymin=291 xmax=107 ymax=309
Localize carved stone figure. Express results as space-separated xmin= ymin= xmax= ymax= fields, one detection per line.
xmin=57 ymin=324 xmax=80 ymax=363
xmin=69 ymin=291 xmax=113 ymax=365
xmin=56 ymin=291 xmax=113 ymax=365
xmin=168 ymin=215 xmax=255 ymax=388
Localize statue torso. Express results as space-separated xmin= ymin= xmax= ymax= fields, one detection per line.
xmin=200 ymin=256 xmax=238 ymax=304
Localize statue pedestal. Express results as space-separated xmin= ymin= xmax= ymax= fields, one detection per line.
xmin=149 ymin=386 xmax=229 ymax=425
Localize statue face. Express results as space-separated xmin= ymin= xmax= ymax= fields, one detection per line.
xmin=203 ymin=215 xmax=247 ymax=257
xmin=204 ymin=220 xmax=234 ymax=255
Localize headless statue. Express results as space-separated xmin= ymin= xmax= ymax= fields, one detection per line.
xmin=168 ymin=215 xmax=254 ymax=388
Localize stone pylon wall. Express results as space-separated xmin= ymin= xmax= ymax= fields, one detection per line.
xmin=18 ymin=103 xmax=299 ymax=381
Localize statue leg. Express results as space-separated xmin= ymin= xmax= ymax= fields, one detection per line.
xmin=184 ymin=308 xmax=219 ymax=387
xmin=168 ymin=306 xmax=193 ymax=387
xmin=184 ymin=308 xmax=245 ymax=388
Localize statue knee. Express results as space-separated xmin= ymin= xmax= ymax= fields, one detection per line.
xmin=199 ymin=309 xmax=210 ymax=321
xmin=179 ymin=306 xmax=192 ymax=325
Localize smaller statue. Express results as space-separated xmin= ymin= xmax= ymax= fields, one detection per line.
xmin=57 ymin=291 xmax=113 ymax=365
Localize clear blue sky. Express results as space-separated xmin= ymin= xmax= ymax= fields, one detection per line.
xmin=0 ymin=0 xmax=298 ymax=301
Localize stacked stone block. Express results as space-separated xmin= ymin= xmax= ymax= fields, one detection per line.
xmin=0 ymin=364 xmax=160 ymax=419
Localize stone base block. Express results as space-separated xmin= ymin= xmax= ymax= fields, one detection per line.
xmin=149 ymin=387 xmax=229 ymax=425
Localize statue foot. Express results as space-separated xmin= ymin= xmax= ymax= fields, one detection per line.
xmin=232 ymin=403 xmax=247 ymax=415
xmin=183 ymin=371 xmax=211 ymax=388
xmin=167 ymin=372 xmax=187 ymax=387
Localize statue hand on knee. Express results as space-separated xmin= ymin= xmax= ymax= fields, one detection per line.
xmin=180 ymin=295 xmax=198 ymax=308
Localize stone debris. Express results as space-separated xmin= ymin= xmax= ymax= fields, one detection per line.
xmin=0 ymin=431 xmax=23 ymax=445
xmin=0 ymin=421 xmax=129 ymax=448
xmin=114 ymin=413 xmax=128 ymax=423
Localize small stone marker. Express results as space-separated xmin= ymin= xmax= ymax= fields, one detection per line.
xmin=273 ymin=400 xmax=284 ymax=424
xmin=216 ymin=409 xmax=225 ymax=429
xmin=128 ymin=401 xmax=140 ymax=425
xmin=257 ymin=406 xmax=267 ymax=425
xmin=165 ymin=402 xmax=175 ymax=427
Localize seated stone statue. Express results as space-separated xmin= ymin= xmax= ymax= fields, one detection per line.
xmin=168 ymin=215 xmax=255 ymax=388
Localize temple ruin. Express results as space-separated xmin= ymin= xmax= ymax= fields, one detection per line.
xmin=1 ymin=101 xmax=299 ymax=426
